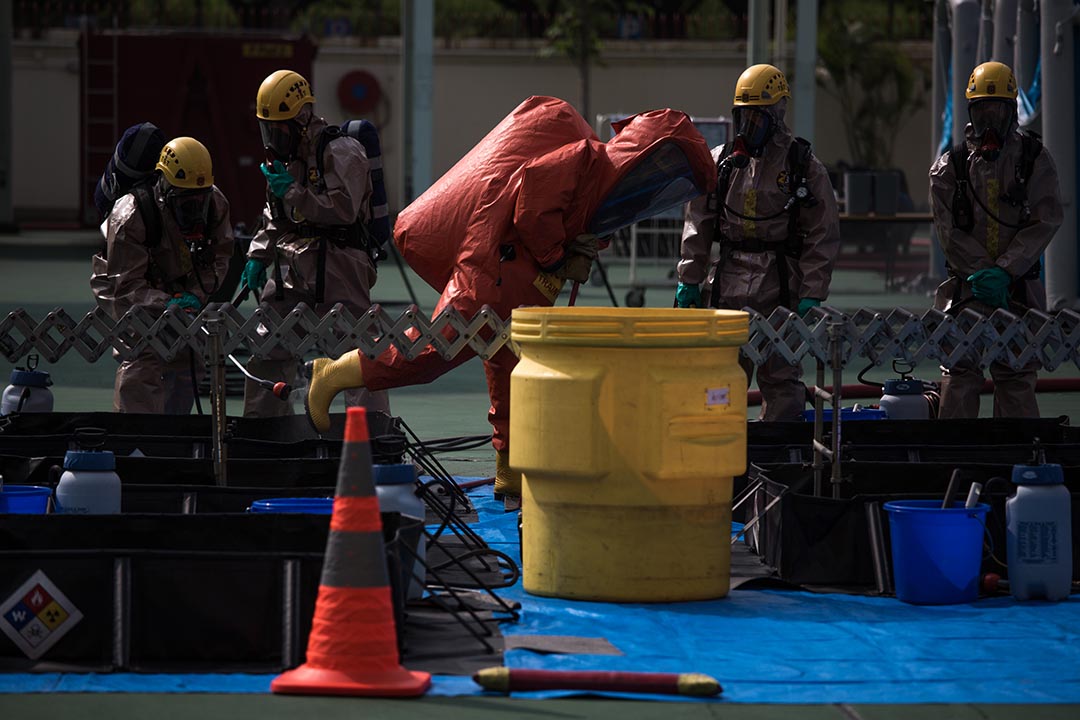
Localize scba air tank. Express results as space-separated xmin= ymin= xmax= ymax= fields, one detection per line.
xmin=55 ymin=449 xmax=121 ymax=514
xmin=1 ymin=367 xmax=54 ymax=415
xmin=879 ymin=378 xmax=929 ymax=420
xmin=1006 ymin=463 xmax=1073 ymax=601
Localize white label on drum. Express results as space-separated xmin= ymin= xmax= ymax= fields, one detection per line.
xmin=706 ymin=387 xmax=730 ymax=406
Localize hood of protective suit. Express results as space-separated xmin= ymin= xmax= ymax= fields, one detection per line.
xmin=395 ymin=96 xmax=716 ymax=292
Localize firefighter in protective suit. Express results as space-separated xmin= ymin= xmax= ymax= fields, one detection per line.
xmin=929 ymin=61 xmax=1063 ymax=418
xmin=91 ymin=137 xmax=234 ymax=413
xmin=298 ymin=96 xmax=716 ymax=508
xmin=241 ymin=69 xmax=389 ymax=418
xmin=676 ymin=64 xmax=840 ymax=421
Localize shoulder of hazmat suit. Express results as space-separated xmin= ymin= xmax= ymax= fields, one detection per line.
xmin=91 ymin=186 xmax=233 ymax=321
xmin=396 ymin=96 xmax=598 ymax=293
xmin=929 ymin=125 xmax=1062 ymax=312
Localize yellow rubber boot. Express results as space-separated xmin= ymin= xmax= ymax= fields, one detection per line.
xmin=304 ymin=351 xmax=365 ymax=433
xmin=494 ymin=449 xmax=522 ymax=511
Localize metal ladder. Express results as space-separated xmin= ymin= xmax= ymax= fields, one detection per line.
xmin=80 ymin=27 xmax=119 ymax=225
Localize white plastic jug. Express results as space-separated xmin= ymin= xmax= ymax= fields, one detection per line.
xmin=373 ymin=463 xmax=426 ymax=600
xmin=1006 ymin=463 xmax=1073 ymax=601
xmin=1 ymin=366 xmax=54 ymax=415
xmin=879 ymin=378 xmax=929 ymax=419
xmin=55 ymin=449 xmax=121 ymax=514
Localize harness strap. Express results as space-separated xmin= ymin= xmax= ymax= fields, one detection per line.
xmin=273 ymin=254 xmax=285 ymax=302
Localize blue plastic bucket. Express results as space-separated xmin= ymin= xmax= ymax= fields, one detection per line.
xmin=249 ymin=497 xmax=334 ymax=514
xmin=0 ymin=485 xmax=52 ymax=514
xmin=884 ymin=500 xmax=990 ymax=604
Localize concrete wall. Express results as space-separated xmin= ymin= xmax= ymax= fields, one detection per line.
xmin=13 ymin=33 xmax=934 ymax=223
xmin=12 ymin=31 xmax=81 ymax=221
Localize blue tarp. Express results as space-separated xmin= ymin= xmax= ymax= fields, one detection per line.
xmin=2 ymin=484 xmax=1078 ymax=702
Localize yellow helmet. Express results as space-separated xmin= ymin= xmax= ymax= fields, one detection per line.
xmin=156 ymin=137 xmax=213 ymax=190
xmin=733 ymin=64 xmax=791 ymax=107
xmin=966 ymin=61 xmax=1017 ymax=101
xmin=256 ymin=70 xmax=315 ymax=121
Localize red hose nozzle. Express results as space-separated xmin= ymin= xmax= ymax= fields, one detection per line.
xmin=272 ymin=381 xmax=291 ymax=400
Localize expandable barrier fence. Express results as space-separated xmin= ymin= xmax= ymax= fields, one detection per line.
xmin=3 ymin=303 xmax=1080 ymax=372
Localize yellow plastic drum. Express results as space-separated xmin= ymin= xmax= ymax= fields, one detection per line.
xmin=511 ymin=307 xmax=749 ymax=602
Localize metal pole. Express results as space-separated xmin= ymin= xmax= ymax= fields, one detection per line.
xmin=0 ymin=1 xmax=14 ymax=232
xmin=929 ymin=0 xmax=951 ymax=282
xmin=1042 ymin=0 xmax=1080 ymax=309
xmin=992 ymin=0 xmax=1018 ymax=63
xmin=950 ymin=0 xmax=981 ymax=148
xmin=1015 ymin=0 xmax=1040 ymax=104
xmin=772 ymin=0 xmax=787 ymax=71
xmin=828 ymin=319 xmax=843 ymax=499
xmin=813 ymin=360 xmax=825 ymax=496
xmin=976 ymin=0 xmax=994 ymax=64
xmin=747 ymin=0 xmax=770 ymax=66
xmin=402 ymin=0 xmax=434 ymax=204
xmin=206 ymin=317 xmax=228 ymax=487
xmin=793 ymin=0 xmax=818 ymax=143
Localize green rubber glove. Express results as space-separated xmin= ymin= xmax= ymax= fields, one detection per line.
xmin=260 ymin=160 xmax=294 ymax=199
xmin=967 ymin=267 xmax=1012 ymax=308
xmin=167 ymin=292 xmax=201 ymax=312
xmin=675 ymin=283 xmax=702 ymax=308
xmin=970 ymin=283 xmax=1011 ymax=308
xmin=797 ymin=298 xmax=821 ymax=317
xmin=242 ymin=259 xmax=267 ymax=295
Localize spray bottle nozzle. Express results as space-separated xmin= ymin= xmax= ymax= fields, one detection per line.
xmin=1031 ymin=437 xmax=1046 ymax=466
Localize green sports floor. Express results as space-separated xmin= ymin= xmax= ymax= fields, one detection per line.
xmin=1 ymin=230 xmax=1078 ymax=717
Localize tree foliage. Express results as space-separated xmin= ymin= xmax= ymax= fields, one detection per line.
xmin=816 ymin=0 xmax=928 ymax=168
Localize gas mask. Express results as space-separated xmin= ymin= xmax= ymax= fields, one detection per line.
xmin=732 ymin=106 xmax=774 ymax=162
xmin=969 ymin=99 xmax=1014 ymax=161
xmin=166 ymin=186 xmax=213 ymax=248
xmin=259 ymin=119 xmax=301 ymax=162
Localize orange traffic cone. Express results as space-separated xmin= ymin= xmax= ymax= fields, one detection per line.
xmin=271 ymin=407 xmax=431 ymax=697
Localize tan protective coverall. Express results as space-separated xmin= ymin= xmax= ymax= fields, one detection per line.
xmin=678 ymin=122 xmax=840 ymax=421
xmin=929 ymin=125 xmax=1063 ymax=418
xmin=244 ymin=115 xmax=388 ymax=417
xmin=91 ymin=186 xmax=234 ymax=413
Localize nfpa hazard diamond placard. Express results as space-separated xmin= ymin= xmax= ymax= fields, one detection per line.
xmin=0 ymin=570 xmax=83 ymax=659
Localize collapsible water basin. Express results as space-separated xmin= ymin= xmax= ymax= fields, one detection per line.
xmin=802 ymin=407 xmax=887 ymax=422
xmin=248 ymin=497 xmax=334 ymax=514
xmin=0 ymin=485 xmax=52 ymax=514
xmin=884 ymin=499 xmax=990 ymax=604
